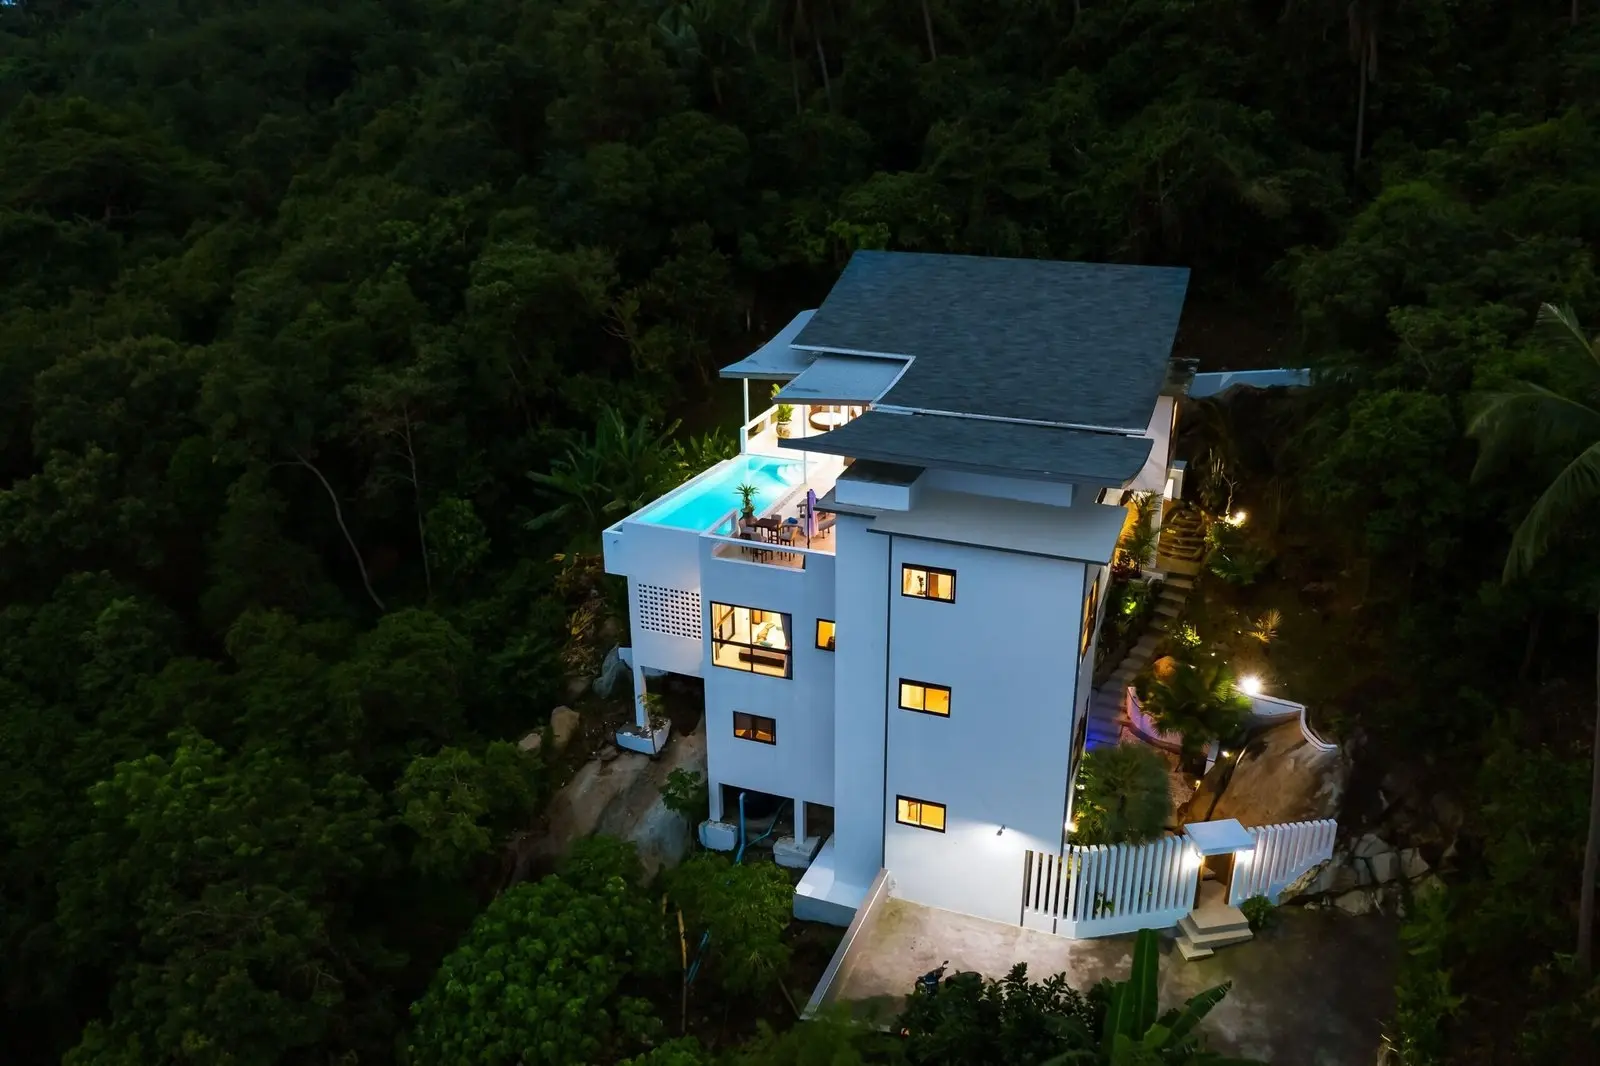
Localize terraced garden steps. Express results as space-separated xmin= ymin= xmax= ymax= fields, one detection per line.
xmin=1086 ymin=571 xmax=1197 ymax=750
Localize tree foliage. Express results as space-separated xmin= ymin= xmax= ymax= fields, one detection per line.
xmin=406 ymin=838 xmax=674 ymax=1066
xmin=2 ymin=0 xmax=1600 ymax=1062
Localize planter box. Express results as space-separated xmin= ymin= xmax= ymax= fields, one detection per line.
xmin=615 ymin=721 xmax=670 ymax=756
xmin=699 ymin=820 xmax=738 ymax=851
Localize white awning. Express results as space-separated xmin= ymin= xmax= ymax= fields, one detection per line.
xmin=775 ymin=353 xmax=909 ymax=406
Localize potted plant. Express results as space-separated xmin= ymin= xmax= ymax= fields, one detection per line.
xmin=770 ymin=384 xmax=794 ymax=438
xmin=736 ymin=482 xmax=758 ymax=524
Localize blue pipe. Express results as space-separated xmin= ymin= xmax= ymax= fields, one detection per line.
xmin=735 ymin=791 xmax=749 ymax=863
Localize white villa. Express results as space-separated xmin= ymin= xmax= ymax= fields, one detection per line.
xmin=602 ymin=251 xmax=1328 ymax=941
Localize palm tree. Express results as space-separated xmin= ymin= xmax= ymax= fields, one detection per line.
xmin=1347 ymin=0 xmax=1380 ymax=172
xmin=1074 ymin=743 xmax=1172 ymax=846
xmin=1137 ymin=657 xmax=1252 ymax=769
xmin=1466 ymin=302 xmax=1600 ymax=975
xmin=526 ymin=408 xmax=686 ymax=541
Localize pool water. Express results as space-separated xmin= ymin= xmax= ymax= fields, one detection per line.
xmin=638 ymin=454 xmax=807 ymax=531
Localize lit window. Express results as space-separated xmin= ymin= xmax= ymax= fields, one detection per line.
xmin=1081 ymin=577 xmax=1100 ymax=659
xmin=899 ymin=679 xmax=951 ymax=717
xmin=733 ymin=712 xmax=777 ymax=744
xmin=901 ymin=564 xmax=955 ymax=602
xmin=816 ymin=619 xmax=836 ymax=651
xmin=710 ymin=602 xmax=791 ymax=678
xmin=896 ymin=796 xmax=946 ymax=832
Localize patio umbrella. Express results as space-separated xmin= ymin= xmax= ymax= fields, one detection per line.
xmin=806 ymin=489 xmax=817 ymax=542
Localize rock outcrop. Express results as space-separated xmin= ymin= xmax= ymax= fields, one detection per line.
xmin=1285 ymin=831 xmax=1443 ymax=917
xmin=513 ymin=722 xmax=706 ymax=882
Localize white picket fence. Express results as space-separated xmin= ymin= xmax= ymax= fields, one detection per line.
xmin=1226 ymin=819 xmax=1338 ymax=905
xmin=1021 ymin=836 xmax=1199 ymax=939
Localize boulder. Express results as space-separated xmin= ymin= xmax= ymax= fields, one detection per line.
xmin=518 ymin=730 xmax=543 ymax=754
xmin=593 ymin=645 xmax=629 ymax=698
xmin=1353 ymin=833 xmax=1391 ymax=859
xmin=1177 ymin=717 xmax=1348 ymax=826
xmin=1366 ymin=850 xmax=1398 ymax=884
xmin=1399 ymin=847 xmax=1430 ymax=880
xmin=1283 ymin=858 xmax=1331 ymax=900
xmin=513 ymin=722 xmax=707 ymax=882
xmin=1334 ymin=888 xmax=1377 ymax=916
xmin=550 ymin=706 xmax=580 ymax=751
xmin=565 ymin=675 xmax=592 ymax=701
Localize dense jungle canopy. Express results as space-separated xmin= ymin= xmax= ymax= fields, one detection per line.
xmin=3 ymin=0 xmax=1600 ymax=1063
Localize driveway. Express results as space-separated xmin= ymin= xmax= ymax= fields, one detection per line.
xmin=821 ymin=897 xmax=1396 ymax=1066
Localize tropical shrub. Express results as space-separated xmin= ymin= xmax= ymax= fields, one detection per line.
xmin=897 ymin=963 xmax=1102 ymax=1066
xmin=1073 ymin=744 xmax=1172 ymax=845
xmin=1136 ymin=658 xmax=1252 ymax=764
xmin=1046 ymin=928 xmax=1262 ymax=1065
xmin=406 ymin=837 xmax=674 ymax=1066
xmin=668 ymin=854 xmax=793 ymax=994
xmin=662 ymin=767 xmax=710 ymax=825
xmin=1239 ymin=895 xmax=1275 ymax=933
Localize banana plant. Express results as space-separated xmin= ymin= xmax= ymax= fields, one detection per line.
xmin=1044 ymin=929 xmax=1264 ymax=1065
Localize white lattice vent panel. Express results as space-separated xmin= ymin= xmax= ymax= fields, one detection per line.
xmin=637 ymin=584 xmax=702 ymax=641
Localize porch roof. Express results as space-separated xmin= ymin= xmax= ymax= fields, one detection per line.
xmin=1183 ymin=819 xmax=1256 ymax=856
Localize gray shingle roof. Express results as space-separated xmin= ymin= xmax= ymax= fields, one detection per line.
xmin=792 ymin=252 xmax=1190 ymax=429
xmin=781 ymin=411 xmax=1154 ymax=485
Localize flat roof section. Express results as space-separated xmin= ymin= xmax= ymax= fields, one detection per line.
xmin=792 ymin=252 xmax=1189 ymax=429
xmin=867 ymin=490 xmax=1127 ymax=564
xmin=774 ymin=353 xmax=908 ymax=405
xmin=719 ymin=310 xmax=818 ymax=379
xmin=781 ymin=410 xmax=1153 ymax=486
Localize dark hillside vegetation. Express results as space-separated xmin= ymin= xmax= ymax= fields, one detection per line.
xmin=2 ymin=0 xmax=1599 ymax=1062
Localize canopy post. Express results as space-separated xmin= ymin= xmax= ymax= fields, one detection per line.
xmin=741 ymin=379 xmax=749 ymax=453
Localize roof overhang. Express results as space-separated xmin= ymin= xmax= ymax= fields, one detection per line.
xmin=781 ymin=410 xmax=1153 ymax=486
xmin=774 ymin=353 xmax=909 ymax=406
xmin=719 ymin=310 xmax=818 ymax=380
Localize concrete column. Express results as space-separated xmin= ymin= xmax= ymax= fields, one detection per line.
xmin=708 ymin=779 xmax=724 ymax=822
xmin=632 ymin=663 xmax=648 ymax=728
xmin=794 ymin=798 xmax=808 ymax=842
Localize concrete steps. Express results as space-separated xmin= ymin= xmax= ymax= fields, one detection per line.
xmin=1174 ymin=897 xmax=1255 ymax=960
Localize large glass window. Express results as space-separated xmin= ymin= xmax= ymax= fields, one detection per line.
xmin=901 ymin=564 xmax=956 ymax=602
xmin=710 ymin=602 xmax=792 ymax=678
xmin=899 ymin=679 xmax=951 ymax=716
xmin=895 ymin=796 xmax=947 ymax=832
xmin=816 ymin=619 xmax=836 ymax=651
xmin=733 ymin=712 xmax=777 ymax=744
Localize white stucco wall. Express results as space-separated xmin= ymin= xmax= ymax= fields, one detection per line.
xmin=830 ymin=515 xmax=891 ymax=893
xmin=700 ymin=547 xmax=837 ymax=823
xmin=881 ymin=536 xmax=1084 ymax=924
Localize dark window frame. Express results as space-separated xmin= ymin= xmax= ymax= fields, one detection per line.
xmin=901 ymin=563 xmax=957 ymax=603
xmin=733 ymin=711 xmax=777 ymax=745
xmin=709 ymin=601 xmax=793 ymax=679
xmin=898 ymin=678 xmax=952 ymax=717
xmin=895 ymin=794 xmax=947 ymax=833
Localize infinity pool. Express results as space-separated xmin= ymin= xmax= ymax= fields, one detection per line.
xmin=638 ymin=454 xmax=807 ymax=531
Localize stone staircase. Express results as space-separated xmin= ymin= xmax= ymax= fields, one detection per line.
xmin=1175 ymin=880 xmax=1254 ymax=961
xmin=1154 ymin=505 xmax=1206 ymax=574
xmin=1086 ymin=572 xmax=1194 ymax=750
